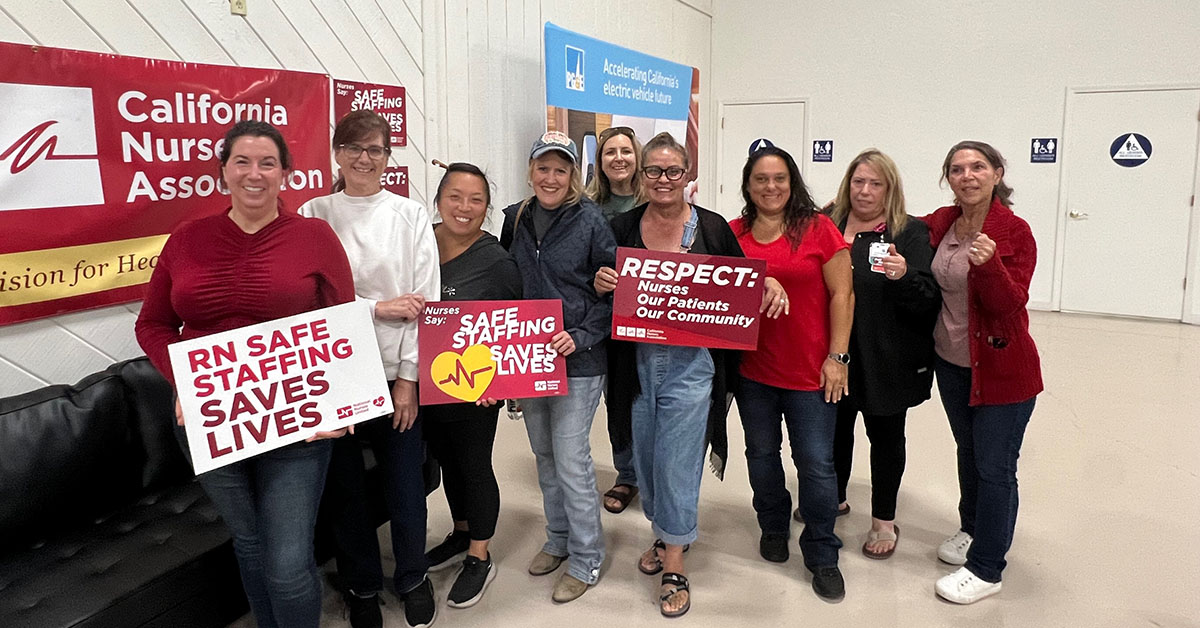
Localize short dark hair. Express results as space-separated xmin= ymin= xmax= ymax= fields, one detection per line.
xmin=940 ymin=140 xmax=1014 ymax=207
xmin=219 ymin=119 xmax=291 ymax=170
xmin=737 ymin=146 xmax=817 ymax=249
xmin=435 ymin=162 xmax=492 ymax=210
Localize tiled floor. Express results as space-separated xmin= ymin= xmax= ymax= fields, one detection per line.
xmin=231 ymin=311 xmax=1200 ymax=627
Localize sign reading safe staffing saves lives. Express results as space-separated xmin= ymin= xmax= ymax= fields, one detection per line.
xmin=612 ymin=247 xmax=767 ymax=350
xmin=419 ymin=300 xmax=568 ymax=405
xmin=169 ymin=301 xmax=391 ymax=475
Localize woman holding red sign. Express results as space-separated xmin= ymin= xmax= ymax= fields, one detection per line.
xmin=594 ymin=132 xmax=748 ymax=618
xmin=136 ymin=120 xmax=355 ymax=628
xmin=421 ymin=162 xmax=521 ymax=611
xmin=499 ymin=131 xmax=616 ymax=604
xmin=299 ymin=109 xmax=440 ymax=628
xmin=730 ymin=144 xmax=853 ymax=602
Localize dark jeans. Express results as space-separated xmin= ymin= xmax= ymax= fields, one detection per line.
xmin=325 ymin=412 xmax=428 ymax=595
xmin=423 ymin=404 xmax=501 ymax=540
xmin=833 ymin=400 xmax=907 ymax=521
xmin=736 ymin=377 xmax=843 ymax=569
xmin=195 ymin=439 xmax=332 ymax=628
xmin=935 ymin=357 xmax=1035 ymax=583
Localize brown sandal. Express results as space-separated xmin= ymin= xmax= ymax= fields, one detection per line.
xmin=638 ymin=539 xmax=691 ymax=575
xmin=603 ymin=484 xmax=638 ymax=513
xmin=660 ymin=572 xmax=691 ymax=618
xmin=862 ymin=524 xmax=899 ymax=560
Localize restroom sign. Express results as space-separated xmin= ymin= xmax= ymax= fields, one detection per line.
xmin=1031 ymin=138 xmax=1057 ymax=163
xmin=1110 ymin=133 xmax=1152 ymax=168
xmin=813 ymin=140 xmax=833 ymax=162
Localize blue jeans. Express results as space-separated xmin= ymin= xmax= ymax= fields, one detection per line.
xmin=521 ymin=375 xmax=606 ymax=584
xmin=736 ymin=377 xmax=843 ymax=569
xmin=935 ymin=357 xmax=1035 ymax=583
xmin=195 ymin=439 xmax=332 ymax=628
xmin=324 ymin=412 xmax=428 ymax=595
xmin=631 ymin=344 xmax=713 ymax=546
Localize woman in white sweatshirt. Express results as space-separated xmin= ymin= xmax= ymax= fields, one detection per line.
xmin=298 ymin=109 xmax=440 ymax=628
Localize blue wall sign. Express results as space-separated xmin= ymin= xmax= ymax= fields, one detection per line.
xmin=1031 ymin=138 xmax=1057 ymax=163
xmin=1110 ymin=133 xmax=1152 ymax=168
xmin=813 ymin=140 xmax=833 ymax=162
xmin=545 ymin=23 xmax=691 ymax=121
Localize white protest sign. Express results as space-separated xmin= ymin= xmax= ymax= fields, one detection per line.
xmin=168 ymin=301 xmax=392 ymax=474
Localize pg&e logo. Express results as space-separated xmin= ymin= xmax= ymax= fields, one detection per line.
xmin=0 ymin=83 xmax=105 ymax=212
xmin=565 ymin=46 xmax=584 ymax=92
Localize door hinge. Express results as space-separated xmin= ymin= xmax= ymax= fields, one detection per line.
xmin=721 ymin=117 xmax=725 ymax=129
xmin=720 ymin=184 xmax=724 ymax=193
xmin=1185 ymin=277 xmax=1189 ymax=290
xmin=1191 ymin=194 xmax=1196 ymax=207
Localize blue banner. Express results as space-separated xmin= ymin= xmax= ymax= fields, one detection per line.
xmin=544 ymin=23 xmax=691 ymax=121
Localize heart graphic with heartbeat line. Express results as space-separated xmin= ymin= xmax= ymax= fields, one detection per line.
xmin=431 ymin=344 xmax=497 ymax=402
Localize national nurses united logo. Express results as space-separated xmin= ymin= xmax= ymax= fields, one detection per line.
xmin=0 ymin=83 xmax=105 ymax=211
xmin=565 ymin=45 xmax=585 ymax=92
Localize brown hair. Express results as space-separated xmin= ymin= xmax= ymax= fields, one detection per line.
xmin=829 ymin=148 xmax=908 ymax=235
xmin=737 ymin=146 xmax=816 ymax=250
xmin=584 ymin=126 xmax=645 ymax=205
xmin=219 ymin=120 xmax=291 ymax=170
xmin=641 ymin=131 xmax=689 ymax=171
xmin=940 ymin=140 xmax=1013 ymax=207
xmin=330 ymin=109 xmax=392 ymax=193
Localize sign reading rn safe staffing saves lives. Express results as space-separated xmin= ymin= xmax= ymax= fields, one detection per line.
xmin=169 ymin=302 xmax=391 ymax=475
xmin=612 ymin=248 xmax=767 ymax=350
xmin=419 ymin=300 xmax=568 ymax=405
xmin=0 ymin=42 xmax=330 ymax=326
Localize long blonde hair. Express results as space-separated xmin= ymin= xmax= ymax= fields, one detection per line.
xmin=829 ymin=148 xmax=908 ymax=235
xmin=585 ymin=126 xmax=645 ymax=205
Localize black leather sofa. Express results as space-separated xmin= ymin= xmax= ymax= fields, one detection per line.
xmin=0 ymin=358 xmax=248 ymax=628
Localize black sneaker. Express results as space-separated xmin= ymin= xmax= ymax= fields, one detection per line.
xmin=759 ymin=533 xmax=789 ymax=563
xmin=344 ymin=591 xmax=382 ymax=628
xmin=426 ymin=530 xmax=471 ymax=572
xmin=447 ymin=554 xmax=496 ymax=608
xmin=811 ymin=565 xmax=845 ymax=602
xmin=399 ymin=577 xmax=437 ymax=627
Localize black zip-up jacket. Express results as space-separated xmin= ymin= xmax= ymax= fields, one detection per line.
xmin=500 ymin=197 xmax=616 ymax=377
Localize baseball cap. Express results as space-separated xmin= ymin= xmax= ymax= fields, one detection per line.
xmin=530 ymin=131 xmax=578 ymax=164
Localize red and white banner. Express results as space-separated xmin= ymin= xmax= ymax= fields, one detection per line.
xmin=0 ymin=42 xmax=331 ymax=326
xmin=381 ymin=165 xmax=409 ymax=197
xmin=333 ymin=79 xmax=406 ymax=147
xmin=419 ymin=300 xmax=568 ymax=405
xmin=612 ymin=247 xmax=767 ymax=350
xmin=169 ymin=301 xmax=390 ymax=475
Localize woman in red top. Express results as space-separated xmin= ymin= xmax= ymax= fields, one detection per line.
xmin=730 ymin=145 xmax=853 ymax=602
xmin=922 ymin=140 xmax=1042 ymax=605
xmin=135 ymin=120 xmax=355 ymax=628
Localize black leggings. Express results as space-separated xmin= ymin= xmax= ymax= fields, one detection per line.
xmin=833 ymin=399 xmax=907 ymax=521
xmin=423 ymin=404 xmax=501 ymax=541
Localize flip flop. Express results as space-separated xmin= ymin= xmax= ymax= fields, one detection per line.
xmin=660 ymin=572 xmax=691 ymax=618
xmin=638 ymin=539 xmax=692 ymax=575
xmin=793 ymin=503 xmax=850 ymax=524
xmin=861 ymin=524 xmax=899 ymax=560
xmin=603 ymin=484 xmax=638 ymax=513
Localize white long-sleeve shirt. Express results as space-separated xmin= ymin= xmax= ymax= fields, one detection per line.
xmin=299 ymin=190 xmax=440 ymax=381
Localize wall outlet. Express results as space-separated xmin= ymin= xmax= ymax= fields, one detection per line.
xmin=230 ymin=0 xmax=247 ymax=16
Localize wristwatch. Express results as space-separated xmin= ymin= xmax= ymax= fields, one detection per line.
xmin=827 ymin=352 xmax=850 ymax=365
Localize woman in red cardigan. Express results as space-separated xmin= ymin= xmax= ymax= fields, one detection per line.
xmin=922 ymin=141 xmax=1042 ymax=605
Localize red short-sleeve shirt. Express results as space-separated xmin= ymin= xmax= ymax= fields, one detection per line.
xmin=732 ymin=214 xmax=849 ymax=391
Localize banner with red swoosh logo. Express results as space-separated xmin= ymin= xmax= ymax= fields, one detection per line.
xmin=0 ymin=42 xmax=330 ymax=325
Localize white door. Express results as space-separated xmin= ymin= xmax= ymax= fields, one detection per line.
xmin=716 ymin=101 xmax=806 ymax=220
xmin=1060 ymin=89 xmax=1200 ymax=319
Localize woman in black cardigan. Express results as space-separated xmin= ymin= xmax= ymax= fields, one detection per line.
xmin=827 ymin=149 xmax=940 ymax=559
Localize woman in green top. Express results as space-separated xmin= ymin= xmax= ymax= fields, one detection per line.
xmin=586 ymin=126 xmax=646 ymax=222
xmin=586 ymin=125 xmax=645 ymax=514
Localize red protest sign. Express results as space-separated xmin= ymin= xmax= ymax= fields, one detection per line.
xmin=332 ymin=79 xmax=406 ymax=147
xmin=0 ymin=42 xmax=331 ymax=326
xmin=168 ymin=302 xmax=391 ymax=475
xmin=612 ymin=247 xmax=766 ymax=350
xmin=419 ymin=300 xmax=568 ymax=405
xmin=381 ymin=165 xmax=409 ymax=197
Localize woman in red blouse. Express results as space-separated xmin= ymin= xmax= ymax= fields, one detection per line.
xmin=923 ymin=140 xmax=1042 ymax=605
xmin=136 ymin=120 xmax=355 ymax=628
xmin=730 ymin=145 xmax=853 ymax=602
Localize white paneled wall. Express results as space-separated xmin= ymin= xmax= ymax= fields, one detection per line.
xmin=0 ymin=0 xmax=712 ymax=396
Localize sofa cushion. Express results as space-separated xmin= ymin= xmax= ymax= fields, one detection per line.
xmin=114 ymin=359 xmax=190 ymax=491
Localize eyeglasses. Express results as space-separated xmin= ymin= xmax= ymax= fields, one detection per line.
xmin=337 ymin=143 xmax=390 ymax=160
xmin=642 ymin=166 xmax=686 ymax=180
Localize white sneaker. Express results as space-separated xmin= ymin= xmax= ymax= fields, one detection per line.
xmin=935 ymin=567 xmax=1001 ymax=604
xmin=937 ymin=530 xmax=973 ymax=565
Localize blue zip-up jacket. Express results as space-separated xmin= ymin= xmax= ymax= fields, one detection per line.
xmin=500 ymin=197 xmax=617 ymax=377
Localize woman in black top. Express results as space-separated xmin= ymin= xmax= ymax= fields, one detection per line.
xmin=421 ymin=163 xmax=521 ymax=609
xmin=827 ymin=149 xmax=940 ymax=559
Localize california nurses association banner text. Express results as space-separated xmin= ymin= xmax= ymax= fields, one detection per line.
xmin=0 ymin=43 xmax=331 ymax=325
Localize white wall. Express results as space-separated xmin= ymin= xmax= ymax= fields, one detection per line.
xmin=0 ymin=0 xmax=712 ymax=396
xmin=711 ymin=0 xmax=1200 ymax=312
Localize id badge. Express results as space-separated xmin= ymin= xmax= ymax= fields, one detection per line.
xmin=869 ymin=241 xmax=890 ymax=274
